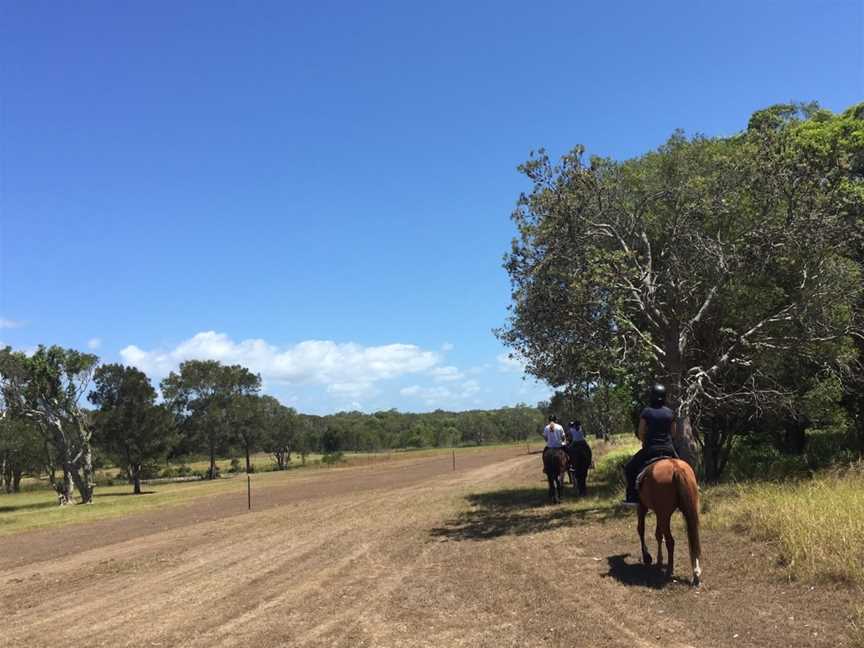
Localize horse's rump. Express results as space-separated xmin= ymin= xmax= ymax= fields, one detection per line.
xmin=635 ymin=456 xmax=669 ymax=491
xmin=542 ymin=447 xmax=568 ymax=476
xmin=567 ymin=441 xmax=592 ymax=472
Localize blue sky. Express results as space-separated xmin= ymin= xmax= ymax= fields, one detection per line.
xmin=1 ymin=1 xmax=861 ymax=414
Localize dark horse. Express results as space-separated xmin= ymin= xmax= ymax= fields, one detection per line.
xmin=637 ymin=458 xmax=703 ymax=586
xmin=542 ymin=447 xmax=569 ymax=503
xmin=566 ymin=441 xmax=592 ymax=496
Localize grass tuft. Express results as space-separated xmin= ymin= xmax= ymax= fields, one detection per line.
xmin=709 ymin=463 xmax=864 ymax=586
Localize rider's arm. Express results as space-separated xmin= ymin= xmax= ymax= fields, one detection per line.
xmin=638 ymin=417 xmax=647 ymax=444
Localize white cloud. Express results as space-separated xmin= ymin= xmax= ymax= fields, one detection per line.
xmin=120 ymin=331 xmax=441 ymax=394
xmin=460 ymin=379 xmax=480 ymax=396
xmin=430 ymin=365 xmax=464 ymax=382
xmin=327 ymin=381 xmax=376 ymax=399
xmin=87 ymin=337 xmax=102 ymax=350
xmin=399 ymin=379 xmax=481 ymax=405
xmin=0 ymin=318 xmax=24 ymax=329
xmin=497 ymin=352 xmax=527 ymax=373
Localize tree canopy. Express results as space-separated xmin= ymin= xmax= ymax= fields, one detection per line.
xmin=499 ymin=103 xmax=864 ymax=480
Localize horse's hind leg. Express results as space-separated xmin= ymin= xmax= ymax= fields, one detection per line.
xmin=654 ymin=517 xmax=664 ymax=567
xmin=661 ymin=513 xmax=674 ymax=578
xmin=638 ymin=506 xmax=652 ymax=565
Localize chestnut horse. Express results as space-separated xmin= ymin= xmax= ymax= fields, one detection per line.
xmin=542 ymin=448 xmax=569 ymax=504
xmin=637 ymin=458 xmax=702 ymax=586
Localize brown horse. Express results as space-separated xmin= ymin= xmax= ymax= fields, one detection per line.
xmin=542 ymin=447 xmax=569 ymax=504
xmin=637 ymin=458 xmax=702 ymax=586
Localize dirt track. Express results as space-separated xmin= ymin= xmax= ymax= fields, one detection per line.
xmin=1 ymin=447 xmax=858 ymax=647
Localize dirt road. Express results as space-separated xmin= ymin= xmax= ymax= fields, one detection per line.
xmin=1 ymin=448 xmax=857 ymax=647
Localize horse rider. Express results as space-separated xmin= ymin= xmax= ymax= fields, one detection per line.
xmin=542 ymin=414 xmax=566 ymax=460
xmin=566 ymin=419 xmax=592 ymax=465
xmin=622 ymin=384 xmax=679 ymax=506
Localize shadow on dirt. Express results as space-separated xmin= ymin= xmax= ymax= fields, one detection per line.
xmin=429 ymin=482 xmax=629 ymax=542
xmin=604 ymin=553 xmax=691 ymax=590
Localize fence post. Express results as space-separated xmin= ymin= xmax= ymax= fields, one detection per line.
xmin=247 ymin=474 xmax=251 ymax=511
xmin=452 ymin=449 xmax=456 ymax=471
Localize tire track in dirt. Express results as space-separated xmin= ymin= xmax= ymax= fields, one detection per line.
xmin=3 ymin=447 xmax=859 ymax=647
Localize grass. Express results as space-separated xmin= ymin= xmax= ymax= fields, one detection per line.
xmin=0 ymin=441 xmax=535 ymax=535
xmin=0 ymin=471 xmax=280 ymax=535
xmin=706 ymin=463 xmax=864 ymax=587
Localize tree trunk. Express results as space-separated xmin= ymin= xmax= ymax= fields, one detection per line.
xmin=12 ymin=467 xmax=22 ymax=493
xmin=781 ymin=417 xmax=808 ymax=455
xmin=44 ymin=439 xmax=57 ymax=488
xmin=2 ymin=455 xmax=11 ymax=493
xmin=67 ymin=461 xmax=93 ymax=504
xmin=208 ymin=440 xmax=217 ymax=480
xmin=56 ymin=468 xmax=72 ymax=505
xmin=132 ymin=464 xmax=142 ymax=495
xmin=701 ymin=427 xmax=723 ymax=483
xmin=245 ymin=443 xmax=252 ymax=474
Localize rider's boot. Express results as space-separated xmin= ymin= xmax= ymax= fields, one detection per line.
xmin=621 ymin=484 xmax=640 ymax=507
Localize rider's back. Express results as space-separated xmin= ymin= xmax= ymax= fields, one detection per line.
xmin=641 ymin=405 xmax=676 ymax=450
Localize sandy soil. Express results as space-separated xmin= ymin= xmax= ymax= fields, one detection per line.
xmin=1 ymin=447 xmax=859 ymax=647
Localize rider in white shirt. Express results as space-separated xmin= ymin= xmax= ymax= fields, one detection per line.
xmin=543 ymin=415 xmax=566 ymax=448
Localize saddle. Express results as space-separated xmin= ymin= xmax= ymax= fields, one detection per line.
xmin=635 ymin=456 xmax=671 ymax=491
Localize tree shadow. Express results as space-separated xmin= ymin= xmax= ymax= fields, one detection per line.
xmin=429 ymin=484 xmax=629 ymax=542
xmin=0 ymin=500 xmax=57 ymax=514
xmin=97 ymin=491 xmax=156 ymax=498
xmin=603 ymin=553 xmax=690 ymax=590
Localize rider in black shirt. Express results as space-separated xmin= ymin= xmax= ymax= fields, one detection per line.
xmin=623 ymin=384 xmax=678 ymax=504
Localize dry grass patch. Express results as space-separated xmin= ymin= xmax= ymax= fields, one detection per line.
xmin=708 ymin=465 xmax=864 ymax=586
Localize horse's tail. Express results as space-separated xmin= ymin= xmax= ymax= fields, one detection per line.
xmin=673 ymin=463 xmax=701 ymax=563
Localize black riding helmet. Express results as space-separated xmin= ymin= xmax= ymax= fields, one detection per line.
xmin=649 ymin=383 xmax=667 ymax=407
xmin=548 ymin=414 xmax=558 ymax=423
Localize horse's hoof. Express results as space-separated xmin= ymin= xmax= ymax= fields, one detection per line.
xmin=643 ymin=554 xmax=653 ymax=566
xmin=692 ymin=575 xmax=701 ymax=588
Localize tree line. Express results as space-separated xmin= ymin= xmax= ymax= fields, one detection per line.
xmin=0 ymin=349 xmax=545 ymax=502
xmin=499 ymin=102 xmax=864 ymax=481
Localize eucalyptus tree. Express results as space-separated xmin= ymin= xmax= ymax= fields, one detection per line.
xmin=260 ymin=396 xmax=298 ymax=470
xmin=499 ymin=103 xmax=863 ymax=479
xmin=0 ymin=345 xmax=99 ymax=502
xmin=89 ymin=364 xmax=177 ymax=494
xmin=0 ymin=416 xmax=43 ymax=493
xmin=160 ymin=360 xmax=261 ymax=478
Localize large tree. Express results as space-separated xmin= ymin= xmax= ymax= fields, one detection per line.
xmin=0 ymin=345 xmax=99 ymax=502
xmin=259 ymin=396 xmax=298 ymax=470
xmin=89 ymin=364 xmax=177 ymax=494
xmin=160 ymin=360 xmax=261 ymax=479
xmin=499 ymin=103 xmax=864 ymax=480
xmin=0 ymin=416 xmax=44 ymax=493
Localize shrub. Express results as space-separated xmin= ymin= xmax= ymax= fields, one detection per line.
xmin=228 ymin=458 xmax=242 ymax=473
xmin=321 ymin=452 xmax=345 ymax=465
xmin=592 ymin=442 xmax=639 ymax=494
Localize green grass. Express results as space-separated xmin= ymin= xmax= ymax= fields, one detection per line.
xmin=591 ymin=438 xmax=641 ymax=496
xmin=0 ymin=473 xmax=266 ymax=535
xmin=0 ymin=442 xmax=535 ymax=535
xmin=706 ymin=463 xmax=864 ymax=586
